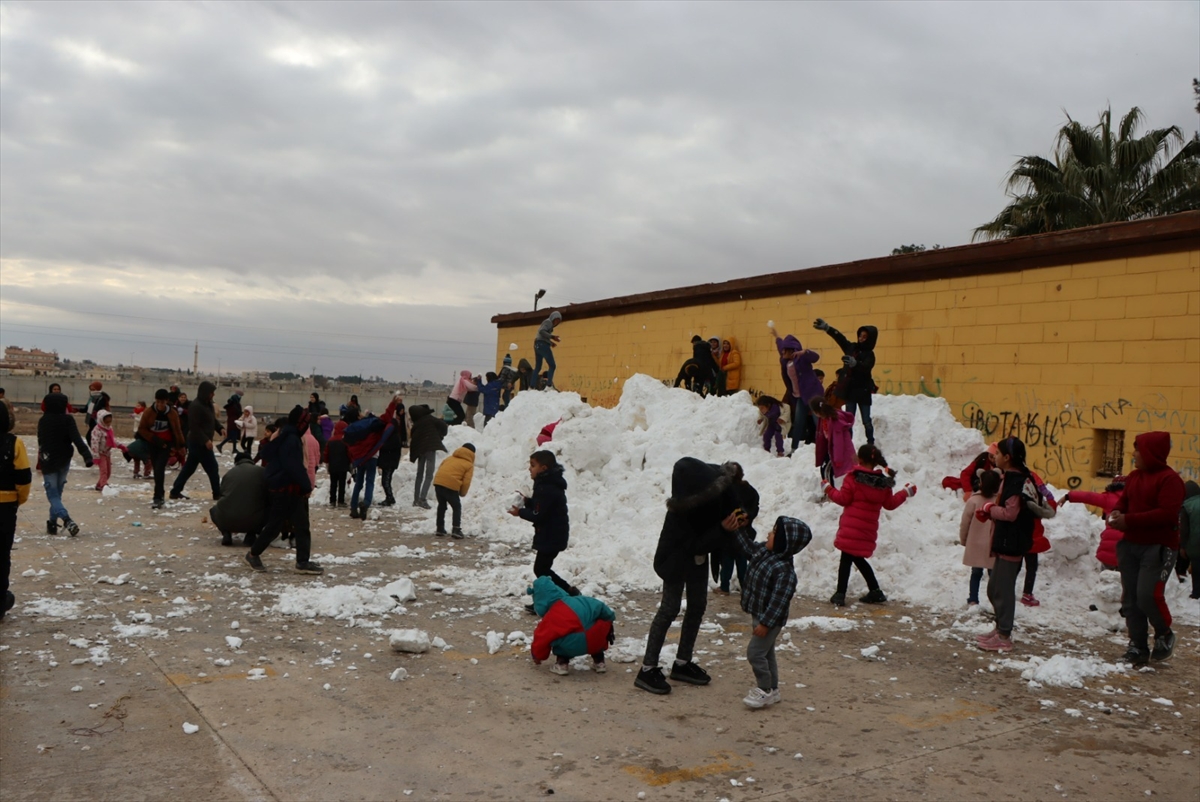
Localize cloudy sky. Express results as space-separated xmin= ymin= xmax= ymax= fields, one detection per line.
xmin=1 ymin=1 xmax=1196 ymax=382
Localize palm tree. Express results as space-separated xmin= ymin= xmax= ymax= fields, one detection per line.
xmin=973 ymin=106 xmax=1199 ymax=240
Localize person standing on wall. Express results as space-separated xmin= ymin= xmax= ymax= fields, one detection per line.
xmin=533 ymin=311 xmax=562 ymax=390
xmin=813 ymin=318 xmax=878 ymax=446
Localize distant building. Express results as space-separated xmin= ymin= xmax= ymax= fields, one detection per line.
xmin=1 ymin=346 xmax=59 ymax=374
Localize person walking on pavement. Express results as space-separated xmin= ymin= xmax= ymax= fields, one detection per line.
xmin=170 ymin=381 xmax=224 ymax=501
xmin=138 ymin=389 xmax=185 ymax=508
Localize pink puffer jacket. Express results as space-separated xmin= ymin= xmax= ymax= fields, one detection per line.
xmin=815 ymin=409 xmax=856 ymax=479
xmin=827 ymin=468 xmax=909 ymax=558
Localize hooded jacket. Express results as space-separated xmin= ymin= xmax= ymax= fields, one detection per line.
xmin=37 ymin=393 xmax=93 ymax=473
xmin=450 ymin=370 xmax=478 ymax=403
xmin=823 ymin=325 xmax=878 ymax=404
xmin=528 ymin=576 xmax=615 ymax=662
xmin=827 ymin=468 xmax=909 ymax=558
xmin=734 ymin=516 xmax=811 ymax=629
xmin=1114 ymin=432 xmax=1186 ymax=548
xmin=720 ymin=339 xmax=743 ymax=391
xmin=1065 ymin=487 xmax=1124 ymax=567
xmin=479 ymin=378 xmax=504 ymax=417
xmin=186 ymin=381 xmax=223 ymax=445
xmin=1180 ymin=481 xmax=1200 ymax=558
xmin=653 ymin=458 xmax=739 ymax=582
xmin=324 ymin=420 xmax=350 ymax=472
xmin=776 ymin=335 xmax=822 ymax=403
xmin=0 ymin=402 xmax=32 ymax=506
xmin=224 ymin=392 xmax=243 ymax=425
xmin=346 ymin=398 xmax=401 ymax=466
xmin=235 ymin=408 xmax=258 ymax=439
xmin=433 ymin=446 xmax=476 ymax=496
xmin=408 ymin=404 xmax=449 ymax=460
xmin=519 ymin=465 xmax=569 ymax=552
xmin=262 ymin=422 xmax=311 ymax=496
xmin=209 ymin=457 xmax=268 ymax=535
xmin=535 ymin=311 xmax=562 ymax=344
xmin=377 ymin=424 xmax=404 ymax=472
xmin=814 ymin=409 xmax=856 ymax=478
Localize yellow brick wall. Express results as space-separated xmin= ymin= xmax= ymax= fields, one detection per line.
xmin=498 ymin=251 xmax=1200 ymax=488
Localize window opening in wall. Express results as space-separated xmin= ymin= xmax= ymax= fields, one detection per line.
xmin=1093 ymin=429 xmax=1124 ymax=478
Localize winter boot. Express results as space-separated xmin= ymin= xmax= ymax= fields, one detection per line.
xmin=46 ymin=519 xmax=58 ymax=535
xmin=358 ymin=505 xmax=370 ymax=520
xmin=451 ymin=528 xmax=465 ymax=539
xmin=64 ymin=519 xmax=80 ymax=537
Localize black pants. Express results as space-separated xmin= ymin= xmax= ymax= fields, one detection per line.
xmin=1117 ymin=541 xmax=1176 ymax=649
xmin=533 ymin=549 xmax=573 ymax=593
xmin=446 ymin=398 xmax=466 ymax=425
xmin=328 ymin=469 xmax=346 ymax=505
xmin=1022 ymin=552 xmax=1039 ymax=595
xmin=171 ymin=443 xmax=221 ymax=497
xmin=251 ymin=493 xmax=311 ymax=564
xmin=1 ymin=502 xmax=16 ymax=606
xmin=381 ymin=466 xmax=397 ymax=503
xmin=642 ymin=561 xmax=708 ymax=667
xmin=836 ymin=551 xmax=879 ymax=595
xmin=150 ymin=446 xmax=172 ymax=502
xmin=434 ymin=485 xmax=462 ymax=531
xmin=239 ymin=436 xmax=255 ymax=454
xmin=1177 ymin=552 xmax=1200 ymax=596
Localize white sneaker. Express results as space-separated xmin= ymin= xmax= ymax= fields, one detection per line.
xmin=550 ymin=662 xmax=569 ymax=676
xmin=765 ymin=688 xmax=782 ymax=706
xmin=593 ymin=661 xmax=607 ymax=674
xmin=743 ymin=687 xmax=771 ymax=709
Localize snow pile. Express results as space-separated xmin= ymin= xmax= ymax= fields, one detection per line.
xmin=384 ymin=374 xmax=1199 ymax=636
xmin=273 ymin=578 xmax=415 ymax=620
xmin=996 ymin=654 xmax=1126 ymax=688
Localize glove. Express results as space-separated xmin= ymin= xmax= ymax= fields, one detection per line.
xmin=975 ymin=502 xmax=995 ymax=522
xmin=813 ymin=318 xmax=829 ymax=331
xmin=842 ymin=355 xmax=857 ymax=369
xmin=904 ymin=483 xmax=917 ymax=497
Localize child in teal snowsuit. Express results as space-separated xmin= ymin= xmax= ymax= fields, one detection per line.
xmin=528 ymin=575 xmax=615 ymax=676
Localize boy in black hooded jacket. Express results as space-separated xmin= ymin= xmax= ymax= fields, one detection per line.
xmin=635 ymin=458 xmax=743 ymax=695
xmin=37 ymin=392 xmax=94 ymax=536
xmin=814 ymin=318 xmax=879 ymax=445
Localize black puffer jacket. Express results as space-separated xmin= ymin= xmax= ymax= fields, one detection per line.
xmin=37 ymin=393 xmax=93 ymax=472
xmin=408 ymin=405 xmax=448 ymax=461
xmin=653 ymin=458 xmax=739 ymax=582
xmin=519 ymin=467 xmax=570 ymax=552
xmin=263 ymin=424 xmax=311 ymax=495
xmin=377 ymin=425 xmax=404 ymax=471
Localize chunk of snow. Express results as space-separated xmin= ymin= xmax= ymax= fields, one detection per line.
xmin=389 ymin=629 xmax=430 ymax=654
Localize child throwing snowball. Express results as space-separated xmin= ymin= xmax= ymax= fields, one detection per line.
xmin=528 ymin=575 xmax=615 ymax=676
xmin=732 ymin=516 xmax=812 ymax=708
xmin=824 ymin=444 xmax=914 ymax=606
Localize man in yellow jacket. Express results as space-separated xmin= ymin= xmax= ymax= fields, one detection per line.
xmin=1 ymin=402 xmax=33 ymax=619
xmin=433 ymin=444 xmax=475 ymax=539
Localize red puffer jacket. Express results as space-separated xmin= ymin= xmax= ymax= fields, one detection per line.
xmin=827 ymin=468 xmax=909 ymax=558
xmin=1028 ymin=471 xmax=1056 ymax=554
xmin=1065 ymin=489 xmax=1123 ymax=567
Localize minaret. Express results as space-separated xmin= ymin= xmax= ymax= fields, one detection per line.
xmin=193 ymin=342 xmax=199 ymax=375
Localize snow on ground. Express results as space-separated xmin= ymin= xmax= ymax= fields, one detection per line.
xmin=325 ymin=373 xmax=1197 ymax=638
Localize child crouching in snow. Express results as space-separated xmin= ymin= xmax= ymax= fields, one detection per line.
xmin=959 ymin=468 xmax=1000 ymax=605
xmin=528 ymin=575 xmax=615 ymax=675
xmin=733 ymin=515 xmax=812 ymax=708
xmin=90 ymin=410 xmax=129 ymax=491
xmin=824 ymin=444 xmax=915 ymax=606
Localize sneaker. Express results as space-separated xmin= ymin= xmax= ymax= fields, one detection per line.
xmin=978 ymin=634 xmax=1013 ymax=652
xmin=450 ymin=529 xmax=465 ymax=540
xmin=379 ymin=499 xmax=395 ymax=507
xmin=295 ymin=561 xmax=324 ymax=576
xmin=435 ymin=529 xmax=447 ymax=537
xmin=829 ymin=592 xmax=846 ymax=607
xmin=349 ymin=508 xmax=361 ymax=519
xmin=1121 ymin=645 xmax=1149 ymax=667
xmin=975 ymin=628 xmax=998 ymax=644
xmin=64 ymin=519 xmax=80 ymax=537
xmin=550 ymin=661 xmax=570 ymax=676
xmin=634 ymin=666 xmax=671 ymax=695
xmin=46 ymin=520 xmax=58 ymax=535
xmin=169 ymin=491 xmax=188 ymax=500
xmin=1151 ymin=631 xmax=1176 ymax=662
xmin=418 ymin=500 xmax=431 ymax=510
xmin=975 ymin=631 xmax=1002 ymax=650
xmin=152 ymin=498 xmax=165 ymax=509
xmin=860 ymin=589 xmax=887 ymax=604
xmin=358 ymin=505 xmax=370 ymax=520
xmin=245 ymin=552 xmax=266 ymax=573
xmin=669 ymin=661 xmax=711 ymax=686
xmin=765 ymin=688 xmax=782 ymax=707
xmin=743 ymin=687 xmax=771 ymax=709
xmin=1020 ymin=593 xmax=1041 ymax=607
xmin=593 ymin=660 xmax=607 ymax=674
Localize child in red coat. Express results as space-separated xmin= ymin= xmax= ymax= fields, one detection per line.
xmin=824 ymin=444 xmax=915 ymax=606
xmin=1058 ymin=478 xmax=1125 ymax=569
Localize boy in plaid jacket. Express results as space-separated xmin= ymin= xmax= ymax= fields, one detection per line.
xmin=734 ymin=515 xmax=811 ymax=709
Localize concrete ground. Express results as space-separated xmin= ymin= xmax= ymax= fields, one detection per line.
xmin=1 ymin=458 xmax=1198 ymax=802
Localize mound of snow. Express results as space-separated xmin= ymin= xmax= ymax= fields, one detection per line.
xmin=996 ymin=654 xmax=1125 ymax=688
xmin=273 ymin=578 xmax=415 ymax=620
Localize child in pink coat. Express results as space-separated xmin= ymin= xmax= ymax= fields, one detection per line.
xmin=824 ymin=444 xmax=915 ymax=606
xmin=812 ymin=398 xmax=856 ymax=484
xmin=959 ymin=469 xmax=1000 ymax=605
xmin=1059 ymin=477 xmax=1126 ymax=570
xmin=446 ymin=370 xmax=478 ymax=426
xmin=89 ymin=410 xmax=128 ymax=491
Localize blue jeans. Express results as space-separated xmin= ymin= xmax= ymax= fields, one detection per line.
xmin=171 ymin=443 xmax=221 ymax=497
xmin=43 ymin=467 xmax=71 ymax=523
xmin=351 ymin=458 xmax=377 ymax=510
xmin=968 ymin=567 xmax=987 ymax=604
xmin=845 ymin=398 xmax=874 ymax=445
xmin=533 ymin=340 xmax=556 ymax=388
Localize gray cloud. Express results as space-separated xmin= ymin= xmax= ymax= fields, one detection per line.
xmin=2 ymin=0 xmax=1196 ymax=378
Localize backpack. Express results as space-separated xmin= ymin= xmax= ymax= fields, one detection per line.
xmin=341 ymin=414 xmax=384 ymax=445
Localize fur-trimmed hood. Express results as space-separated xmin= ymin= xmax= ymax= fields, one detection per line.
xmin=850 ymin=467 xmax=895 ymax=489
xmin=666 ymin=458 xmax=734 ymax=513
